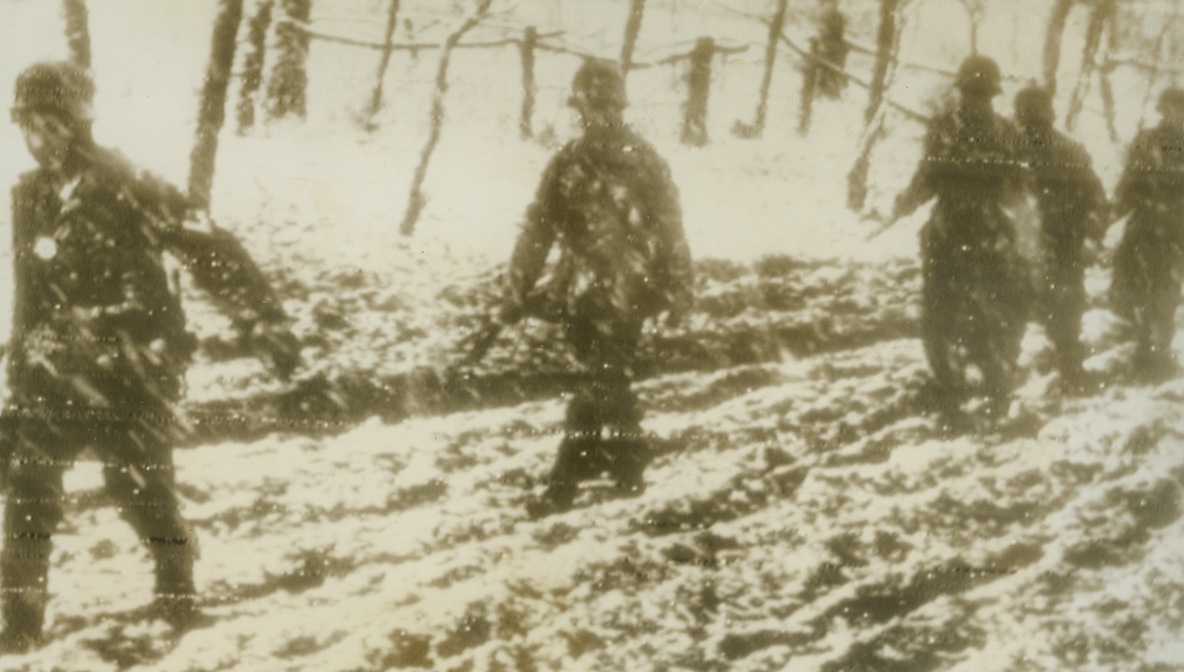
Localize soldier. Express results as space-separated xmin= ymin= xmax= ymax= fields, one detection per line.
xmin=497 ymin=60 xmax=693 ymax=518
xmin=891 ymin=55 xmax=1032 ymax=425
xmin=1 ymin=61 xmax=300 ymax=651
xmin=1110 ymin=87 xmax=1184 ymax=380
xmin=811 ymin=3 xmax=849 ymax=100
xmin=1013 ymin=86 xmax=1109 ymax=389
xmin=799 ymin=1 xmax=849 ymax=133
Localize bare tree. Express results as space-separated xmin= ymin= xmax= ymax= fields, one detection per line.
xmin=190 ymin=0 xmax=244 ymax=210
xmin=865 ymin=0 xmax=901 ymax=122
xmin=1043 ymin=0 xmax=1075 ymax=94
xmin=363 ymin=0 xmax=402 ymax=130
xmin=62 ymin=0 xmax=92 ymax=70
xmin=237 ymin=0 xmax=274 ymax=133
xmin=849 ymin=0 xmax=907 ymax=211
xmin=519 ymin=25 xmax=538 ymax=138
xmin=267 ymin=0 xmax=312 ymax=119
xmin=399 ymin=0 xmax=494 ymax=236
xmin=1065 ymin=0 xmax=1116 ymax=130
xmin=734 ymin=0 xmax=788 ymax=138
xmin=958 ymin=0 xmax=985 ymax=53
xmin=1134 ymin=0 xmax=1182 ymax=130
xmin=620 ymin=0 xmax=647 ymax=75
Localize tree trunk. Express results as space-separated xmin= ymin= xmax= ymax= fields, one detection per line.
xmin=1098 ymin=8 xmax=1120 ymax=142
xmin=189 ymin=0 xmax=244 ymax=210
xmin=865 ymin=0 xmax=899 ymax=122
xmin=848 ymin=2 xmax=906 ymax=211
xmin=736 ymin=0 xmax=787 ymax=138
xmin=1065 ymin=0 xmax=1114 ymax=131
xmin=620 ymin=0 xmax=647 ymax=76
xmin=1136 ymin=0 xmax=1180 ymax=131
xmin=363 ymin=0 xmax=401 ymax=129
xmin=236 ymin=0 xmax=273 ymax=134
xmin=1043 ymin=0 xmax=1074 ymax=94
xmin=798 ymin=38 xmax=818 ymax=135
xmin=682 ymin=37 xmax=714 ymax=146
xmin=267 ymin=0 xmax=312 ymax=119
xmin=518 ymin=26 xmax=538 ymax=139
xmin=62 ymin=0 xmax=92 ymax=70
xmin=847 ymin=107 xmax=886 ymax=211
xmin=399 ymin=0 xmax=493 ymax=236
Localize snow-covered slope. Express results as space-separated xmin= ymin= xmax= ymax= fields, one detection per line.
xmin=0 ymin=1 xmax=1181 ymax=671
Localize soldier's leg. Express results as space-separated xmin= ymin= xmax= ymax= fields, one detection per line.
xmin=96 ymin=420 xmax=199 ymax=627
xmin=1046 ymin=260 xmax=1088 ymax=379
xmin=587 ymin=321 xmax=649 ymax=495
xmin=1146 ymin=286 xmax=1180 ymax=373
xmin=920 ymin=275 xmax=963 ymax=403
xmin=536 ymin=388 xmax=606 ymax=513
xmin=970 ymin=291 xmax=1024 ymax=419
xmin=593 ymin=373 xmax=649 ymax=495
xmin=0 ymin=419 xmax=74 ymax=651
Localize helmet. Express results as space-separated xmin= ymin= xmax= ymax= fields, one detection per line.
xmin=1014 ymin=85 xmax=1054 ymax=126
xmin=569 ymin=59 xmax=627 ymax=112
xmin=956 ymin=55 xmax=1003 ymax=96
xmin=12 ymin=61 xmax=95 ymax=123
xmin=1157 ymin=87 xmax=1184 ymax=115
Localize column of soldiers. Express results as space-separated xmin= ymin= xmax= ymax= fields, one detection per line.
xmin=0 ymin=50 xmax=1181 ymax=653
xmin=895 ymin=54 xmax=1184 ymax=430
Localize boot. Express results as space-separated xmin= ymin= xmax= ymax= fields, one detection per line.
xmin=0 ymin=590 xmax=46 ymax=654
xmin=151 ymin=547 xmax=208 ymax=632
xmin=607 ymin=438 xmax=650 ymax=497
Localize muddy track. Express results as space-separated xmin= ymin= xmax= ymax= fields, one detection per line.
xmin=7 ymin=254 xmax=1182 ymax=672
xmin=179 ymin=255 xmax=921 ymax=445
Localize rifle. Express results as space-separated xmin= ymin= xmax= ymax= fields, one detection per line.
xmin=457 ymin=316 xmax=504 ymax=368
xmin=863 ymin=211 xmax=901 ymax=241
xmin=453 ymin=289 xmax=551 ymax=368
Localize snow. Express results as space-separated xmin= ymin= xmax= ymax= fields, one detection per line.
xmin=0 ymin=0 xmax=1182 ymax=670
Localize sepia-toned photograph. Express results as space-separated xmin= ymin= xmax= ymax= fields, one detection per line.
xmin=0 ymin=0 xmax=1181 ymax=669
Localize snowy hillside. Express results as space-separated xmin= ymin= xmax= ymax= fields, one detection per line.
xmin=0 ymin=0 xmax=1182 ymax=670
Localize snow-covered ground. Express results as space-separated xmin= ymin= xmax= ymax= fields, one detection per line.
xmin=0 ymin=1 xmax=1182 ymax=670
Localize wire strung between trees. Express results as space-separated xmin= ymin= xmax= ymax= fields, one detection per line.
xmin=278 ymin=14 xmax=747 ymax=70
xmin=777 ymin=29 xmax=929 ymax=124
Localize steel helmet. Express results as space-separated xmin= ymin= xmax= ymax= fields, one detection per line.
xmin=12 ymin=61 xmax=95 ymax=123
xmin=569 ymin=59 xmax=627 ymax=112
xmin=1157 ymin=87 xmax=1184 ymax=115
xmin=956 ymin=55 xmax=1003 ymax=96
xmin=1014 ymin=85 xmax=1055 ymax=125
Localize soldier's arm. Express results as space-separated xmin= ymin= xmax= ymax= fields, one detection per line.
xmin=164 ymin=220 xmax=300 ymax=378
xmin=501 ymin=156 xmax=562 ymax=323
xmin=1076 ymin=144 xmax=1111 ymax=241
xmin=111 ymin=159 xmax=289 ymax=328
xmin=892 ymin=128 xmax=939 ymax=219
xmin=8 ymin=176 xmax=41 ymax=345
xmin=1113 ymin=133 xmax=1153 ymax=221
xmin=102 ymin=152 xmax=299 ymax=375
xmin=643 ymin=152 xmax=694 ymax=317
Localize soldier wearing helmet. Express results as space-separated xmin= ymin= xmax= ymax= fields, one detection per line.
xmin=891 ymin=54 xmax=1033 ymax=428
xmin=1013 ymin=85 xmax=1109 ymax=391
xmin=1 ymin=61 xmax=300 ymax=650
xmin=1109 ymin=86 xmax=1184 ymax=379
xmin=956 ymin=54 xmax=1003 ymax=97
xmin=498 ymin=60 xmax=693 ymax=517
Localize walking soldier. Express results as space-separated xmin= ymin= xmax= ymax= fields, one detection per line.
xmin=892 ymin=55 xmax=1033 ymax=424
xmin=1 ymin=61 xmax=299 ymax=650
xmin=1110 ymin=87 xmax=1184 ymax=380
xmin=497 ymin=60 xmax=693 ymax=518
xmin=1013 ymin=85 xmax=1109 ymax=389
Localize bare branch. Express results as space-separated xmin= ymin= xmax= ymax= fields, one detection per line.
xmin=399 ymin=0 xmax=495 ymax=236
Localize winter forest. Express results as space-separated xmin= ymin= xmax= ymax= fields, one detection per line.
xmin=0 ymin=0 xmax=1183 ymax=670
